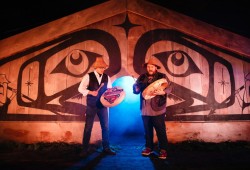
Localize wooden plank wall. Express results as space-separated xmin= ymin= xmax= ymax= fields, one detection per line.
xmin=0 ymin=0 xmax=249 ymax=144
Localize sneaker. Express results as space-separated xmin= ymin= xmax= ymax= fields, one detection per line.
xmin=158 ymin=150 xmax=167 ymax=159
xmin=141 ymin=147 xmax=153 ymax=156
xmin=103 ymin=148 xmax=116 ymax=155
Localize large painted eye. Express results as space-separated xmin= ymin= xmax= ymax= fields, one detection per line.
xmin=154 ymin=50 xmax=202 ymax=77
xmin=50 ymin=49 xmax=102 ymax=77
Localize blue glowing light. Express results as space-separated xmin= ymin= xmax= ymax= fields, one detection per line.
xmin=109 ymin=76 xmax=144 ymax=135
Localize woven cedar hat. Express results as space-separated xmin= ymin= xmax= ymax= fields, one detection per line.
xmin=92 ymin=56 xmax=108 ymax=69
xmin=143 ymin=56 xmax=161 ymax=69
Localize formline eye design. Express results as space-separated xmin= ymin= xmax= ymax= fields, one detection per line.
xmin=51 ymin=49 xmax=102 ymax=77
xmin=154 ymin=50 xmax=202 ymax=77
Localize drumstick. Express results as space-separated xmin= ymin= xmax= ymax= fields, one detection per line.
xmin=131 ymin=75 xmax=137 ymax=82
xmin=97 ymin=83 xmax=104 ymax=92
xmin=71 ymin=83 xmax=104 ymax=99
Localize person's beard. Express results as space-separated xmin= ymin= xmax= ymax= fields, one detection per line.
xmin=147 ymin=70 xmax=156 ymax=75
xmin=147 ymin=70 xmax=157 ymax=83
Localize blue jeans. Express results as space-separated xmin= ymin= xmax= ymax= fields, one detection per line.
xmin=82 ymin=106 xmax=110 ymax=150
xmin=142 ymin=114 xmax=168 ymax=150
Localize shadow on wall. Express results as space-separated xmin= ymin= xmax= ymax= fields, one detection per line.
xmin=109 ymin=76 xmax=143 ymax=136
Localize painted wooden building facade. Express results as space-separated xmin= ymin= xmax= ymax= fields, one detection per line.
xmin=0 ymin=0 xmax=249 ymax=144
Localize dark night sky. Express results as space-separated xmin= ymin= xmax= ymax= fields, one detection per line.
xmin=0 ymin=0 xmax=249 ymax=40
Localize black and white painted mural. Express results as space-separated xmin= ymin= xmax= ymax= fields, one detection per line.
xmin=0 ymin=12 xmax=249 ymax=123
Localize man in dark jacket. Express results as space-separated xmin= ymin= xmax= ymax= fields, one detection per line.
xmin=133 ymin=56 xmax=172 ymax=159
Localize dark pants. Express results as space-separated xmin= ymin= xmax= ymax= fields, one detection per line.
xmin=142 ymin=114 xmax=168 ymax=151
xmin=82 ymin=106 xmax=110 ymax=151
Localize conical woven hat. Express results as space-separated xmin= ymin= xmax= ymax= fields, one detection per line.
xmin=92 ymin=56 xmax=108 ymax=69
xmin=143 ymin=57 xmax=161 ymax=69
